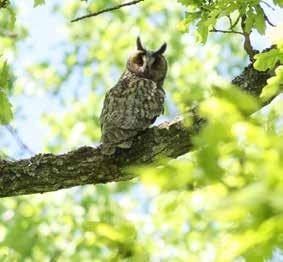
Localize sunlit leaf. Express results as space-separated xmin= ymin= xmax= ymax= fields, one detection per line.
xmin=34 ymin=0 xmax=45 ymax=7
xmin=0 ymin=91 xmax=13 ymax=124
xmin=254 ymin=48 xmax=283 ymax=71
xmin=260 ymin=65 xmax=283 ymax=101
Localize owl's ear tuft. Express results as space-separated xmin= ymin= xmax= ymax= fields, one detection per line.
xmin=154 ymin=43 xmax=167 ymax=55
xmin=137 ymin=36 xmax=145 ymax=51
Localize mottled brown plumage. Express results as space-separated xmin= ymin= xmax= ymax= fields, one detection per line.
xmin=100 ymin=37 xmax=167 ymax=155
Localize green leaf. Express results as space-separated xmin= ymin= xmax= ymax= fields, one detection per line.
xmin=245 ymin=9 xmax=255 ymax=33
xmin=260 ymin=66 xmax=283 ymax=101
xmin=254 ymin=6 xmax=266 ymax=35
xmin=84 ymin=222 xmax=124 ymax=242
xmin=213 ymin=85 xmax=260 ymax=115
xmin=273 ymin=0 xmax=283 ymax=7
xmin=254 ymin=49 xmax=283 ymax=71
xmin=196 ymin=19 xmax=209 ymax=44
xmin=7 ymin=7 xmax=16 ymax=30
xmin=0 ymin=61 xmax=13 ymax=124
xmin=34 ymin=0 xmax=45 ymax=7
xmin=0 ymin=61 xmax=9 ymax=89
xmin=177 ymin=0 xmax=189 ymax=5
xmin=177 ymin=0 xmax=199 ymax=7
xmin=177 ymin=12 xmax=201 ymax=32
xmin=0 ymin=91 xmax=13 ymax=125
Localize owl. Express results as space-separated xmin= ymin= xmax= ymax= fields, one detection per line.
xmin=100 ymin=37 xmax=167 ymax=155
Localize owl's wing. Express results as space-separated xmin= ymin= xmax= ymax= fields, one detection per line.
xmin=130 ymin=78 xmax=165 ymax=127
xmin=100 ymin=78 xmax=165 ymax=153
xmin=108 ymin=78 xmax=164 ymax=129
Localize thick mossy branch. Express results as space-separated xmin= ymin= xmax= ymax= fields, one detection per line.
xmin=0 ymin=119 xmax=196 ymax=198
xmin=0 ymin=57 xmax=278 ymax=198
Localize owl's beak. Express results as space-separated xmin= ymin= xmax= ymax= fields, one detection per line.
xmin=141 ymin=63 xmax=150 ymax=74
xmin=141 ymin=55 xmax=150 ymax=74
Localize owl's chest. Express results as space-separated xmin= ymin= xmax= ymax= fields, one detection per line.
xmin=101 ymin=76 xmax=165 ymax=131
xmin=120 ymin=77 xmax=164 ymax=101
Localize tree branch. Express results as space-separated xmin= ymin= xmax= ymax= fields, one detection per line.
xmin=211 ymin=15 xmax=260 ymax=61
xmin=0 ymin=55 xmax=277 ymax=198
xmin=231 ymin=15 xmax=241 ymax=29
xmin=0 ymin=29 xmax=17 ymax=39
xmin=263 ymin=12 xmax=275 ymax=27
xmin=241 ymin=15 xmax=257 ymax=62
xmin=71 ymin=0 xmax=144 ymax=23
xmin=210 ymin=28 xmax=244 ymax=35
xmin=261 ymin=0 xmax=275 ymax=11
xmin=0 ymin=119 xmax=197 ymax=198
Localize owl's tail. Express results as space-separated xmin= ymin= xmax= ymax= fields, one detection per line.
xmin=100 ymin=140 xmax=134 ymax=156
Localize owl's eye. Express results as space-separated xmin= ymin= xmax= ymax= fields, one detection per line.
xmin=134 ymin=54 xmax=144 ymax=66
xmin=152 ymin=56 xmax=161 ymax=68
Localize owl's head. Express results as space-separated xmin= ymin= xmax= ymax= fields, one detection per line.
xmin=127 ymin=37 xmax=167 ymax=84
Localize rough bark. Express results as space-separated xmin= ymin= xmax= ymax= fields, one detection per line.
xmin=0 ymin=119 xmax=198 ymax=198
xmin=0 ymin=60 xmax=278 ymax=198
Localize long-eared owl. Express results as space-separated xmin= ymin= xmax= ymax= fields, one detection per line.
xmin=100 ymin=37 xmax=167 ymax=155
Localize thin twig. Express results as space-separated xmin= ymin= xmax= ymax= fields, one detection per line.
xmin=227 ymin=15 xmax=233 ymax=28
xmin=241 ymin=15 xmax=256 ymax=62
xmin=71 ymin=0 xmax=144 ymax=23
xmin=231 ymin=14 xmax=241 ymax=29
xmin=0 ymin=28 xmax=17 ymax=38
xmin=210 ymin=28 xmax=244 ymax=35
xmin=243 ymin=33 xmax=255 ymax=61
xmin=5 ymin=125 xmax=34 ymax=155
xmin=211 ymin=16 xmax=257 ymax=61
xmin=262 ymin=0 xmax=275 ymax=11
xmin=263 ymin=12 xmax=275 ymax=27
xmin=258 ymin=3 xmax=276 ymax=27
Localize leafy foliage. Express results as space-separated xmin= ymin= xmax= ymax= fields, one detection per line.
xmin=254 ymin=48 xmax=283 ymax=71
xmin=254 ymin=24 xmax=283 ymax=101
xmin=177 ymin=0 xmax=281 ymax=43
xmin=0 ymin=61 xmax=13 ymax=124
xmin=33 ymin=0 xmax=45 ymax=7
